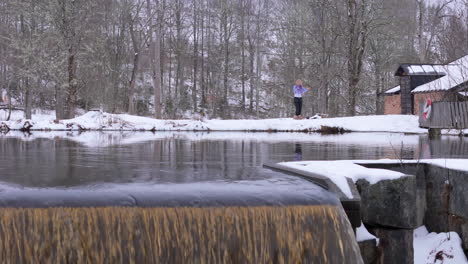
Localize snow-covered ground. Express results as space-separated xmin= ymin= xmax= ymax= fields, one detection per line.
xmin=0 ymin=110 xmax=427 ymax=132
xmin=0 ymin=109 xmax=55 ymax=122
xmin=1 ymin=109 xmax=467 ymax=135
xmin=280 ymin=159 xmax=468 ymax=199
xmin=414 ymin=226 xmax=468 ymax=264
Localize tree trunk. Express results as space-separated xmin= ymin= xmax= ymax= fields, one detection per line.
xmin=128 ymin=51 xmax=139 ymax=115
xmin=6 ymin=82 xmax=12 ymax=121
xmin=200 ymin=0 xmax=206 ymax=109
xmin=128 ymin=21 xmax=140 ymax=115
xmin=153 ymin=23 xmax=162 ymax=119
xmin=175 ymin=0 xmax=183 ymax=106
xmin=255 ymin=9 xmax=261 ymax=117
xmin=240 ymin=0 xmax=245 ymax=112
xmin=222 ymin=2 xmax=229 ymax=118
xmin=148 ymin=0 xmax=162 ymax=119
xmin=346 ymin=0 xmax=368 ymax=116
xmin=24 ymin=77 xmax=32 ymax=119
xmin=375 ymin=68 xmax=384 ymax=114
xmin=67 ymin=47 xmax=77 ymax=119
xmin=347 ymin=80 xmax=357 ymax=116
xmin=417 ymin=0 xmax=425 ymax=62
xmin=55 ymin=83 xmax=65 ymax=120
xmin=248 ymin=36 xmax=254 ymax=113
xmin=192 ymin=0 xmax=198 ymax=112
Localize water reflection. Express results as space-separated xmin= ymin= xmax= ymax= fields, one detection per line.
xmin=0 ymin=131 xmax=467 ymax=187
xmin=294 ymin=143 xmax=302 ymax=161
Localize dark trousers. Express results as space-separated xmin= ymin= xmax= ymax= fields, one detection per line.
xmin=294 ymin=97 xmax=303 ymax=116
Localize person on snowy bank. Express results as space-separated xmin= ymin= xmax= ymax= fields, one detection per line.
xmin=293 ymin=79 xmax=310 ymax=119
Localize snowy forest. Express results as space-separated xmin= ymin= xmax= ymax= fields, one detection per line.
xmin=0 ymin=0 xmax=467 ymax=119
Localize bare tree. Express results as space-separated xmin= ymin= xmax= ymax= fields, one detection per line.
xmin=346 ymin=0 xmax=371 ymax=116
xmin=147 ymin=0 xmax=162 ymax=118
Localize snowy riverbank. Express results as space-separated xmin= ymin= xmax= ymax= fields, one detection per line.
xmin=1 ymin=110 xmax=467 ymax=135
xmin=0 ymin=110 xmax=429 ymax=132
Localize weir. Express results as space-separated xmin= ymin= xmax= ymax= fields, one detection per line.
xmin=0 ymin=169 xmax=364 ymax=263
xmin=0 ymin=205 xmax=362 ymax=263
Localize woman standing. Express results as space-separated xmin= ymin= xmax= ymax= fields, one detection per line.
xmin=293 ymin=79 xmax=310 ymax=119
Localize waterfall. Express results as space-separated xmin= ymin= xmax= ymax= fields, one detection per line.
xmin=0 ymin=205 xmax=362 ymax=263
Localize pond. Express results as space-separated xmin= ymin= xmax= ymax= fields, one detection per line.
xmin=1 ymin=131 xmax=467 ymax=188
xmin=1 ymin=131 xmax=467 ymax=262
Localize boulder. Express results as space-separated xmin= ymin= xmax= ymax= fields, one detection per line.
xmin=357 ymin=175 xmax=424 ymax=229
xmin=449 ymin=215 xmax=468 ymax=252
xmin=358 ymin=239 xmax=379 ymax=264
xmin=447 ymin=169 xmax=468 ymax=219
xmin=424 ymin=165 xmax=451 ymax=232
xmin=368 ymin=227 xmax=413 ymax=264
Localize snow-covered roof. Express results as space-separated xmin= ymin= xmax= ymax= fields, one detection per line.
xmin=412 ymin=55 xmax=468 ymax=93
xmin=407 ymin=65 xmax=447 ymax=75
xmin=384 ymin=85 xmax=400 ymax=94
xmin=395 ymin=64 xmax=449 ymax=76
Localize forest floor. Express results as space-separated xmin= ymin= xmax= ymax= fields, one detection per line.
xmin=1 ymin=109 xmax=467 ymax=135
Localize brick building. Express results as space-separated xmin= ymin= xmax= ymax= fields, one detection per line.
xmin=384 ymin=55 xmax=468 ymax=115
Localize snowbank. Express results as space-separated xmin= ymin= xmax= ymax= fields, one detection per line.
xmin=0 ymin=110 xmax=431 ymax=133
xmin=279 ymin=159 xmax=468 ymax=198
xmin=414 ymin=226 xmax=468 ymax=264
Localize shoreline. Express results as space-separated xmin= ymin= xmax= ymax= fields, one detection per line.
xmin=1 ymin=111 xmax=467 ymax=136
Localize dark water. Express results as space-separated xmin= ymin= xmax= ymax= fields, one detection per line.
xmin=0 ymin=131 xmax=467 ymax=188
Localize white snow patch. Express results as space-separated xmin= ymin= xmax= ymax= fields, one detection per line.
xmin=414 ymin=226 xmax=468 ymax=264
xmin=279 ymin=160 xmax=406 ymax=198
xmin=356 ymin=222 xmax=379 ymax=245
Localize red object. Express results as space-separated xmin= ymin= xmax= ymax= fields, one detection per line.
xmin=423 ymin=99 xmax=432 ymax=120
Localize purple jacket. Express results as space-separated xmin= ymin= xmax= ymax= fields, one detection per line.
xmin=293 ymin=85 xmax=308 ymax=98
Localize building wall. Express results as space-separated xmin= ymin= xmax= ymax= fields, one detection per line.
xmin=384 ymin=91 xmax=450 ymax=115
xmin=384 ymin=94 xmax=401 ymax=115
xmin=413 ymin=91 xmax=446 ymax=115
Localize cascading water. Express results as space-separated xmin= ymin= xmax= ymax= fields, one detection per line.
xmin=0 ymin=205 xmax=362 ymax=263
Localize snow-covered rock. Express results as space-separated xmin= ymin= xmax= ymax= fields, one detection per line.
xmin=279 ymin=160 xmax=407 ymax=198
